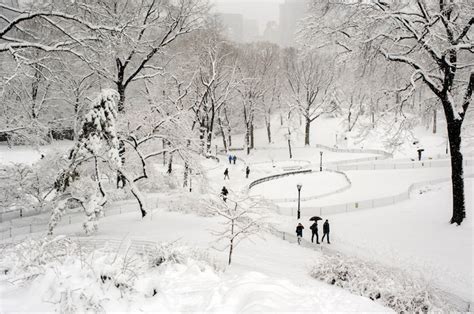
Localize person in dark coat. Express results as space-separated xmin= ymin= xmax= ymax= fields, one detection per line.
xmin=232 ymin=155 xmax=237 ymax=164
xmin=228 ymin=155 xmax=232 ymax=164
xmin=245 ymin=166 xmax=250 ymax=179
xmin=221 ymin=186 xmax=229 ymax=202
xmin=321 ymin=219 xmax=330 ymax=244
xmin=224 ymin=168 xmax=230 ymax=180
xmin=296 ymin=223 xmax=304 ymax=245
xmin=310 ymin=221 xmax=319 ymax=244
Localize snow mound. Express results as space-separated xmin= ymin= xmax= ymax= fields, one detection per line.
xmin=310 ymin=253 xmax=462 ymax=312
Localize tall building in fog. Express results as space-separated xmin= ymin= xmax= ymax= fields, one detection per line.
xmin=243 ymin=18 xmax=259 ymax=42
xmin=263 ymin=21 xmax=279 ymax=43
xmin=279 ymin=0 xmax=308 ymax=47
xmin=215 ymin=13 xmax=244 ymax=42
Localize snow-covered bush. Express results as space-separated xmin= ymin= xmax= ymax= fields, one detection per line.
xmin=310 ymin=254 xmax=457 ymax=312
xmin=0 ymin=237 xmax=222 ymax=312
xmin=0 ymin=152 xmax=66 ymax=216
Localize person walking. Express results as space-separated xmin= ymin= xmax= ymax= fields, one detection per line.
xmin=232 ymin=155 xmax=237 ymax=165
xmin=296 ymin=223 xmax=304 ymax=245
xmin=321 ymin=219 xmax=330 ymax=244
xmin=224 ymin=168 xmax=230 ymax=180
xmin=221 ymin=186 xmax=229 ymax=202
xmin=228 ymin=155 xmax=232 ymax=164
xmin=310 ymin=221 xmax=319 ymax=244
xmin=413 ymin=141 xmax=424 ymax=161
xmin=245 ymin=166 xmax=250 ymax=179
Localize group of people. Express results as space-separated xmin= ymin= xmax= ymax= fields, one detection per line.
xmin=295 ymin=220 xmax=330 ymax=245
xmin=223 ymin=165 xmax=251 ymax=180
xmin=228 ymin=155 xmax=238 ymax=164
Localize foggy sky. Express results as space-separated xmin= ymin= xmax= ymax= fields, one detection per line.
xmin=210 ymin=0 xmax=285 ymax=33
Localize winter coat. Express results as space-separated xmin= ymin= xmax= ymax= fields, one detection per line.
xmin=221 ymin=187 xmax=229 ymax=196
xmin=323 ymin=221 xmax=330 ymax=233
xmin=296 ymin=225 xmax=304 ymax=237
xmin=246 ymin=167 xmax=250 ymax=174
xmin=310 ymin=222 xmax=318 ymax=233
xmin=224 ymin=169 xmax=229 ymax=175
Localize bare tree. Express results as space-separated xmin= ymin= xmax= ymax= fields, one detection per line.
xmin=191 ymin=33 xmax=237 ymax=156
xmin=210 ymin=196 xmax=267 ymax=265
xmin=304 ymin=0 xmax=474 ymax=224
xmin=283 ymin=48 xmax=336 ymax=146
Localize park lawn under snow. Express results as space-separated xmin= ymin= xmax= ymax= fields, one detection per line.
xmin=2 ymin=115 xmax=473 ymax=311
xmin=0 ymin=209 xmax=389 ymax=312
xmin=249 ymin=171 xmax=348 ymax=200
xmin=274 ymin=179 xmax=473 ymax=303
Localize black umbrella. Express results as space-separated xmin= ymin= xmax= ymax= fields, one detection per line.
xmin=309 ymin=216 xmax=322 ymax=221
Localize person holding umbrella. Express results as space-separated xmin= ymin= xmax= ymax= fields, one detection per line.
xmin=309 ymin=216 xmax=321 ymax=244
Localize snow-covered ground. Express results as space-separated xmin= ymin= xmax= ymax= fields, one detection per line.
xmin=0 ymin=141 xmax=72 ymax=165
xmin=1 ymin=210 xmax=389 ymax=312
xmin=1 ymin=115 xmax=472 ymax=311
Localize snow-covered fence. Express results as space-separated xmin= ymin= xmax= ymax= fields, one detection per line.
xmin=248 ymin=169 xmax=312 ymax=190
xmin=331 ymin=158 xmax=474 ymax=171
xmin=277 ymin=174 xmax=474 ymax=217
xmin=312 ymin=143 xmax=393 ymax=159
xmin=0 ymin=195 xmax=163 ymax=240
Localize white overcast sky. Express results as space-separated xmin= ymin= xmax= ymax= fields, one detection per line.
xmin=210 ymin=0 xmax=285 ymax=32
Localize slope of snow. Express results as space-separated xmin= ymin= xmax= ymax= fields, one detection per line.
xmin=274 ymin=179 xmax=473 ymax=302
xmin=0 ymin=210 xmax=390 ymax=312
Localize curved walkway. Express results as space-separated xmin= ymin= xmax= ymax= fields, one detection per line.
xmin=245 ymin=143 xmax=471 ymax=217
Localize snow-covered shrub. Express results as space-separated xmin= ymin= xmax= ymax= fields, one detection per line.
xmin=310 ymin=254 xmax=457 ymax=312
xmin=164 ymin=192 xmax=222 ymax=217
xmin=0 ymin=237 xmax=222 ymax=312
xmin=142 ymin=242 xmax=222 ymax=272
xmin=0 ymin=152 xmax=66 ymax=216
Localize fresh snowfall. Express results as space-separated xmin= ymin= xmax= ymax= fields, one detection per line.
xmin=0 ymin=1 xmax=473 ymax=313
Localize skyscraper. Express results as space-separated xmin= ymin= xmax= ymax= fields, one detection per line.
xmin=279 ymin=0 xmax=308 ymax=47
xmin=215 ymin=13 xmax=244 ymax=42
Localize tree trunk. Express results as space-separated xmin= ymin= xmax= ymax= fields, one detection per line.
xmin=447 ymin=120 xmax=465 ymax=225
xmin=250 ymin=122 xmax=255 ymax=149
xmin=348 ymin=110 xmax=352 ymax=132
xmin=304 ymin=117 xmax=311 ymax=146
xmin=162 ymin=138 xmax=166 ymax=166
xmin=246 ymin=127 xmax=250 ymax=155
xmin=228 ymin=219 xmax=234 ymax=265
xmin=167 ymin=152 xmax=173 ymax=174
xmin=224 ymin=107 xmax=232 ymax=148
xmin=433 ymin=109 xmax=437 ymax=134
xmin=117 ymin=82 xmax=126 ymax=113
xmin=218 ymin=115 xmax=228 ymax=152
xmin=287 ymin=138 xmax=292 ymax=159
xmin=183 ymin=162 xmax=188 ymax=188
xmin=266 ymin=119 xmax=272 ymax=144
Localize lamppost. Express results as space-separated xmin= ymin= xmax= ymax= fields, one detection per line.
xmin=319 ymin=151 xmax=323 ymax=171
xmin=297 ymin=184 xmax=302 ymax=219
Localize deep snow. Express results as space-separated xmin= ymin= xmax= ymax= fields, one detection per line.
xmin=1 ymin=115 xmax=473 ymax=311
